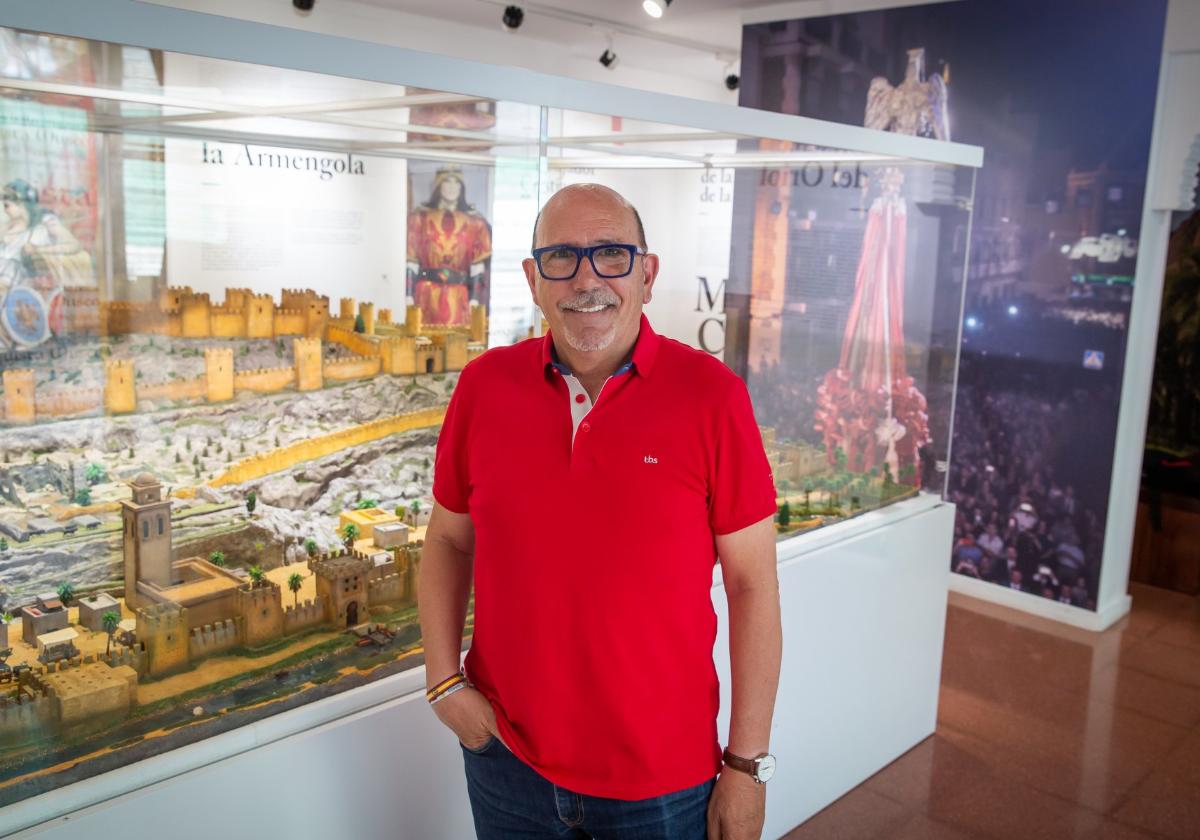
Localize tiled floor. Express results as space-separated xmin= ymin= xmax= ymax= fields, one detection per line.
xmin=783 ymin=583 xmax=1200 ymax=840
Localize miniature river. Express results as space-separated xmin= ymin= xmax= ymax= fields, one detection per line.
xmin=0 ymin=624 xmax=431 ymax=807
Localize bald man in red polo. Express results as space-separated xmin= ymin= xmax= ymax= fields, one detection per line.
xmin=419 ymin=184 xmax=782 ymax=840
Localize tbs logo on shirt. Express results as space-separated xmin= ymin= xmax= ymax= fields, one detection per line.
xmin=644 ymin=455 xmax=658 ymax=464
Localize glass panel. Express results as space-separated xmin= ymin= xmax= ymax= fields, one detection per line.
xmin=0 ymin=25 xmax=973 ymax=811
xmin=545 ymin=107 xmax=974 ymax=539
xmin=0 ymin=26 xmax=541 ymax=807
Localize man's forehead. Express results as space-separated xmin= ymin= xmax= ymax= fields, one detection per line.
xmin=535 ymin=201 xmax=638 ymax=243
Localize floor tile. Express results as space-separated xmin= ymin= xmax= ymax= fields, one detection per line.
xmin=779 ymin=786 xmax=912 ymax=839
xmin=1110 ymin=771 xmax=1200 ymax=840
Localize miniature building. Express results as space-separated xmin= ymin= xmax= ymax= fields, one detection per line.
xmin=21 ymin=598 xmax=68 ymax=645
xmin=373 ymin=522 xmax=409 ymax=549
xmin=36 ymin=627 xmax=80 ymax=664
xmin=77 ymin=593 xmax=122 ymax=631
xmin=121 ymin=472 xmax=175 ymax=599
xmin=339 ymin=507 xmax=402 ymax=545
xmin=311 ymin=554 xmax=372 ymax=628
xmin=41 ymin=662 xmax=138 ymax=728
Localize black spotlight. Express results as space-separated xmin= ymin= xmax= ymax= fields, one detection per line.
xmin=292 ymin=0 xmax=314 ymax=11
xmin=502 ymin=5 xmax=524 ymax=30
xmin=725 ymin=74 xmax=740 ymax=91
xmin=599 ymin=49 xmax=618 ymax=69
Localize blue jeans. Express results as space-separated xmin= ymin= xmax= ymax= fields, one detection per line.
xmin=461 ymin=737 xmax=715 ymax=839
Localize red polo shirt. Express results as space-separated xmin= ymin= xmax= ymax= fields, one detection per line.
xmin=433 ymin=314 xmax=776 ymax=800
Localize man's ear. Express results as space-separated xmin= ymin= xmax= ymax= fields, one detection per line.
xmin=641 ymin=253 xmax=660 ymax=304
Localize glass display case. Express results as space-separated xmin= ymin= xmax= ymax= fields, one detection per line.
xmin=0 ymin=20 xmax=978 ymax=812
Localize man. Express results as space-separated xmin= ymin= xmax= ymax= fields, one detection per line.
xmin=419 ymin=183 xmax=782 ymax=840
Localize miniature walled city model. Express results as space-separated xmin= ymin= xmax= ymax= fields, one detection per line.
xmin=0 ymin=285 xmax=483 ymax=804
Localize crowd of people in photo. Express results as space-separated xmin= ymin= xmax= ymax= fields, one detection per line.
xmin=945 ymin=356 xmax=1117 ymax=608
xmin=745 ymin=338 xmax=1115 ymax=610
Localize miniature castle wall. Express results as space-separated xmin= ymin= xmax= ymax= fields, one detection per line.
xmin=324 ymin=355 xmax=382 ymax=382
xmin=1 ymin=287 xmax=479 ymax=425
xmin=0 ymin=689 xmax=52 ymax=737
xmin=137 ymin=602 xmax=190 ymax=678
xmin=293 ymin=338 xmax=322 ymax=391
xmin=236 ymin=582 xmax=284 ymax=648
xmin=234 ymin=366 xmax=295 ymax=393
xmin=366 ymin=573 xmax=404 ymax=607
xmin=326 ymin=325 xmax=377 ymax=358
xmin=189 ymin=617 xmax=241 ymax=659
xmin=283 ymin=596 xmax=326 ymax=636
xmin=210 ymin=405 xmax=445 ymax=487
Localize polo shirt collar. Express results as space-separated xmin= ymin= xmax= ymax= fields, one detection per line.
xmin=541 ymin=313 xmax=660 ymax=380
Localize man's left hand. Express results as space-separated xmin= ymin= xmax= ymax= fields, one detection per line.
xmin=706 ymin=769 xmax=766 ymax=840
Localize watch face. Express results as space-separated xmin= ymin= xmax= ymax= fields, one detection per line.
xmin=755 ymin=754 xmax=777 ymax=782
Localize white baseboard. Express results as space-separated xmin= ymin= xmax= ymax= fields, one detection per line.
xmin=947 ymin=574 xmax=1132 ymax=632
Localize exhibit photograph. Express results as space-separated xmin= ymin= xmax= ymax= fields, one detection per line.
xmin=740 ymin=0 xmax=1169 ymax=611
xmin=0 ymin=21 xmax=979 ymax=811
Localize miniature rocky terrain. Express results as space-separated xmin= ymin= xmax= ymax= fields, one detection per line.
xmin=0 ymin=369 xmax=457 ymax=607
xmin=29 ymin=334 xmax=361 ymax=392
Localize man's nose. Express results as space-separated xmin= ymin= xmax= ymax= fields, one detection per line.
xmin=570 ymin=256 xmax=605 ymax=291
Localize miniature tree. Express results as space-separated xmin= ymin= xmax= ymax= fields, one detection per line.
xmin=354 ymin=498 xmax=378 ymax=510
xmin=341 ymin=523 xmax=360 ymax=548
xmin=354 ymin=313 xmax=366 ymax=333
xmin=409 ymin=500 xmax=422 ymax=521
xmin=246 ymin=490 xmax=257 ymax=516
xmin=803 ymin=487 xmax=812 ymax=516
xmin=208 ymin=550 xmax=226 ymax=567
xmin=1 ymin=612 xmax=12 ymax=625
xmin=247 ymin=565 xmax=266 ymax=588
xmin=778 ymin=478 xmax=791 ymax=502
xmin=74 ymin=486 xmax=92 ymax=506
xmin=303 ymin=537 xmax=318 ymax=558
xmin=127 ymin=446 xmax=134 ymax=459
xmin=186 ymin=438 xmax=192 ymax=452
xmin=778 ymin=501 xmax=792 ymax=529
xmin=192 ymin=453 xmax=200 ymax=466
xmin=84 ymin=463 xmax=107 ymax=485
xmin=102 ymin=610 xmax=120 ymax=656
xmin=56 ymin=583 xmax=75 ymax=607
xmin=174 ymin=452 xmax=182 ymax=464
xmin=287 ymin=573 xmax=304 ymax=608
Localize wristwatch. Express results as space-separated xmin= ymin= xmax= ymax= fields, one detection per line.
xmin=722 ymin=748 xmax=777 ymax=784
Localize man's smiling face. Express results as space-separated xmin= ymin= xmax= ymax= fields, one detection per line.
xmin=523 ymin=184 xmax=657 ymax=357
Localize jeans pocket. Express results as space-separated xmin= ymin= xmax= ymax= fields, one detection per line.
xmin=460 ymin=735 xmax=498 ymax=755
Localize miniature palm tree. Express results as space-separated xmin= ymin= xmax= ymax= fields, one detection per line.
xmin=56 ymin=583 xmax=75 ymax=607
xmin=246 ymin=490 xmax=257 ymax=516
xmin=354 ymin=312 xmax=366 ymax=333
xmin=303 ymin=538 xmax=318 ymax=558
xmin=287 ymin=573 xmax=304 ymax=608
xmin=248 ymin=565 xmax=266 ymax=588
xmin=102 ymin=610 xmax=120 ymax=655
xmin=0 ymin=538 xmax=7 ymax=553
xmin=85 ymin=463 xmax=107 ymax=485
xmin=409 ymin=500 xmax=422 ymax=521
xmin=342 ymin=523 xmax=360 ymax=548
xmin=74 ymin=487 xmax=92 ymax=506
xmin=208 ymin=550 xmax=226 ymax=567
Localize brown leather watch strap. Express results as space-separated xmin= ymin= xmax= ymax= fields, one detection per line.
xmin=722 ymin=748 xmax=758 ymax=777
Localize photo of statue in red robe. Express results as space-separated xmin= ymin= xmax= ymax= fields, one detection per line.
xmin=406 ymin=166 xmax=492 ymax=327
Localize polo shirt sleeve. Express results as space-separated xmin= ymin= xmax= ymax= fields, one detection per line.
xmin=433 ymin=363 xmax=474 ymax=514
xmin=708 ymin=376 xmax=778 ymax=536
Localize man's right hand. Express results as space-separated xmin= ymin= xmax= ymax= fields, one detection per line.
xmin=432 ymin=684 xmax=502 ymax=750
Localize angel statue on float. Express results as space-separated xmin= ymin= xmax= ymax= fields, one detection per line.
xmin=814 ymin=47 xmax=949 ymax=487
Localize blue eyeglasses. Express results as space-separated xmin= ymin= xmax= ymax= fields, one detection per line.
xmin=531 ymin=243 xmax=647 ymax=281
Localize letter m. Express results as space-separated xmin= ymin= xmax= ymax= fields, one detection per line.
xmin=695 ymin=276 xmax=725 ymax=313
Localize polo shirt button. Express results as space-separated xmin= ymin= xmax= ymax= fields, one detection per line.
xmin=580 ymin=422 xmax=591 ymax=432
xmin=575 ymin=394 xmax=585 ymax=404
